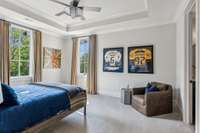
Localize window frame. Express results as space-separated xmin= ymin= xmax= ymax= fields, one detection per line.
xmin=77 ymin=37 xmax=89 ymax=76
xmin=9 ymin=24 xmax=33 ymax=79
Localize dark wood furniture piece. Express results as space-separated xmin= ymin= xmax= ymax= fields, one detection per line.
xmin=132 ymin=82 xmax=173 ymax=116
xmin=22 ymin=92 xmax=87 ymax=133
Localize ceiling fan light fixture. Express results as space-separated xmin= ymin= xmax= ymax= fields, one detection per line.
xmin=70 ymin=7 xmax=83 ymax=18
xmin=70 ymin=7 xmax=76 ymax=17
xmin=50 ymin=0 xmax=101 ymax=20
xmin=77 ymin=8 xmax=83 ymax=16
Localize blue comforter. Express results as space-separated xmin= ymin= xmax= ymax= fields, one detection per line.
xmin=32 ymin=82 xmax=84 ymax=99
xmin=0 ymin=83 xmax=80 ymax=133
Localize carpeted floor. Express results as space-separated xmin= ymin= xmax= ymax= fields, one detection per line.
xmin=39 ymin=95 xmax=194 ymax=133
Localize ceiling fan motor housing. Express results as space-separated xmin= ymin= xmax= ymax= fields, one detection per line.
xmin=50 ymin=0 xmax=101 ymax=20
xmin=70 ymin=7 xmax=83 ymax=18
xmin=72 ymin=0 xmax=79 ymax=7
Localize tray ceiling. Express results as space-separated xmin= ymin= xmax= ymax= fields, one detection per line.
xmin=0 ymin=0 xmax=183 ymax=36
xmin=5 ymin=0 xmax=147 ymax=26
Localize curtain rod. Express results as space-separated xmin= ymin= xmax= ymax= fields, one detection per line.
xmin=0 ymin=18 xmax=40 ymax=32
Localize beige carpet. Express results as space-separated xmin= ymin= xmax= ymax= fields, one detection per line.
xmin=39 ymin=95 xmax=194 ymax=133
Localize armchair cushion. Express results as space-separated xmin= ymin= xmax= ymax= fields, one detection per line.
xmin=132 ymin=87 xmax=145 ymax=95
xmin=132 ymin=95 xmax=145 ymax=105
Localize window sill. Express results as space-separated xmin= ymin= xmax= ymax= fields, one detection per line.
xmin=78 ymin=73 xmax=88 ymax=76
xmin=11 ymin=76 xmax=32 ymax=82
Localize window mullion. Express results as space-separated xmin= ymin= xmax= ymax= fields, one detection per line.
xmin=9 ymin=25 xmax=32 ymax=78
xmin=18 ymin=47 xmax=21 ymax=77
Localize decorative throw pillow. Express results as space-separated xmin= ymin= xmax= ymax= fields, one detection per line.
xmin=1 ymin=83 xmax=19 ymax=106
xmin=145 ymin=83 xmax=151 ymax=93
xmin=146 ymin=82 xmax=151 ymax=89
xmin=145 ymin=83 xmax=159 ymax=93
xmin=146 ymin=85 xmax=158 ymax=93
xmin=151 ymin=82 xmax=168 ymax=91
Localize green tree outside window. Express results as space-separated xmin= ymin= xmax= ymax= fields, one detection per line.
xmin=9 ymin=25 xmax=31 ymax=77
xmin=79 ymin=38 xmax=89 ymax=74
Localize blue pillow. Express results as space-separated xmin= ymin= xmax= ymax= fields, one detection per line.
xmin=145 ymin=83 xmax=151 ymax=93
xmin=146 ymin=82 xmax=151 ymax=89
xmin=146 ymin=85 xmax=158 ymax=93
xmin=1 ymin=83 xmax=19 ymax=106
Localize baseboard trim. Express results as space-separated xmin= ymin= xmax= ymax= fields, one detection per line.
xmin=173 ymin=100 xmax=183 ymax=120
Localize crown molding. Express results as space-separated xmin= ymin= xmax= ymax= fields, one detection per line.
xmin=173 ymin=0 xmax=192 ymax=22
xmin=0 ymin=0 xmax=179 ymax=38
xmin=0 ymin=0 xmax=65 ymax=31
xmin=66 ymin=20 xmax=175 ymax=37
xmin=68 ymin=10 xmax=148 ymax=31
xmin=96 ymin=21 xmax=175 ymax=35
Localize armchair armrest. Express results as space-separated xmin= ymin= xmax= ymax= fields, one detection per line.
xmin=145 ymin=90 xmax=173 ymax=116
xmin=132 ymin=87 xmax=145 ymax=95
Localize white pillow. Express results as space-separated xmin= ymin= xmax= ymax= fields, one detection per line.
xmin=0 ymin=85 xmax=3 ymax=104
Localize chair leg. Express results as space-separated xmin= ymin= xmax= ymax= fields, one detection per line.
xmin=84 ymin=105 xmax=87 ymax=116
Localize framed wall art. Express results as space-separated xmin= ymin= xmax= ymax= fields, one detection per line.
xmin=103 ymin=47 xmax=124 ymax=72
xmin=43 ymin=47 xmax=61 ymax=69
xmin=128 ymin=45 xmax=153 ymax=74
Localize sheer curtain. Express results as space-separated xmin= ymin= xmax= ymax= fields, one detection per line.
xmin=87 ymin=35 xmax=97 ymax=94
xmin=0 ymin=20 xmax=10 ymax=84
xmin=33 ymin=30 xmax=42 ymax=82
xmin=70 ymin=38 xmax=78 ymax=85
xmin=70 ymin=35 xmax=97 ymax=94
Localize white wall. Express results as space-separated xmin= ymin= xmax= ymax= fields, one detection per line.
xmin=10 ymin=33 xmax=68 ymax=86
xmin=97 ymin=24 xmax=177 ymax=97
xmin=42 ymin=33 xmax=67 ymax=83
xmin=61 ymin=38 xmax=72 ymax=84
xmin=174 ymin=0 xmax=192 ymax=122
xmin=176 ymin=11 xmax=186 ymax=115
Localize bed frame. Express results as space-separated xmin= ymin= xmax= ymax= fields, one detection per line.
xmin=22 ymin=100 xmax=87 ymax=133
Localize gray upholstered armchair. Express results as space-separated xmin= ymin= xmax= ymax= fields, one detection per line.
xmin=132 ymin=82 xmax=173 ymax=116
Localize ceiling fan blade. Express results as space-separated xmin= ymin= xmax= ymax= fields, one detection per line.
xmin=49 ymin=0 xmax=71 ymax=7
xmin=56 ymin=11 xmax=65 ymax=16
xmin=81 ymin=6 xmax=102 ymax=12
xmin=56 ymin=11 xmax=70 ymax=16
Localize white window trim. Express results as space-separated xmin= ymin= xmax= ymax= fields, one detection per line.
xmin=77 ymin=37 xmax=89 ymax=76
xmin=10 ymin=24 xmax=33 ymax=79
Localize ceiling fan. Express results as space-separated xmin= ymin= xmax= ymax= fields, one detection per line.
xmin=49 ymin=0 xmax=102 ymax=20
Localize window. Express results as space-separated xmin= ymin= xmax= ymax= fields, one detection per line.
xmin=9 ymin=25 xmax=33 ymax=77
xmin=79 ymin=38 xmax=89 ymax=74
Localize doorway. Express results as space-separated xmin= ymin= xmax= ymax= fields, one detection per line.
xmin=186 ymin=1 xmax=196 ymax=126
xmin=189 ymin=7 xmax=196 ymax=124
xmin=77 ymin=37 xmax=89 ymax=90
xmin=185 ymin=0 xmax=200 ymax=132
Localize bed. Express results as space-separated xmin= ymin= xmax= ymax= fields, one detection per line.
xmin=0 ymin=82 xmax=87 ymax=133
